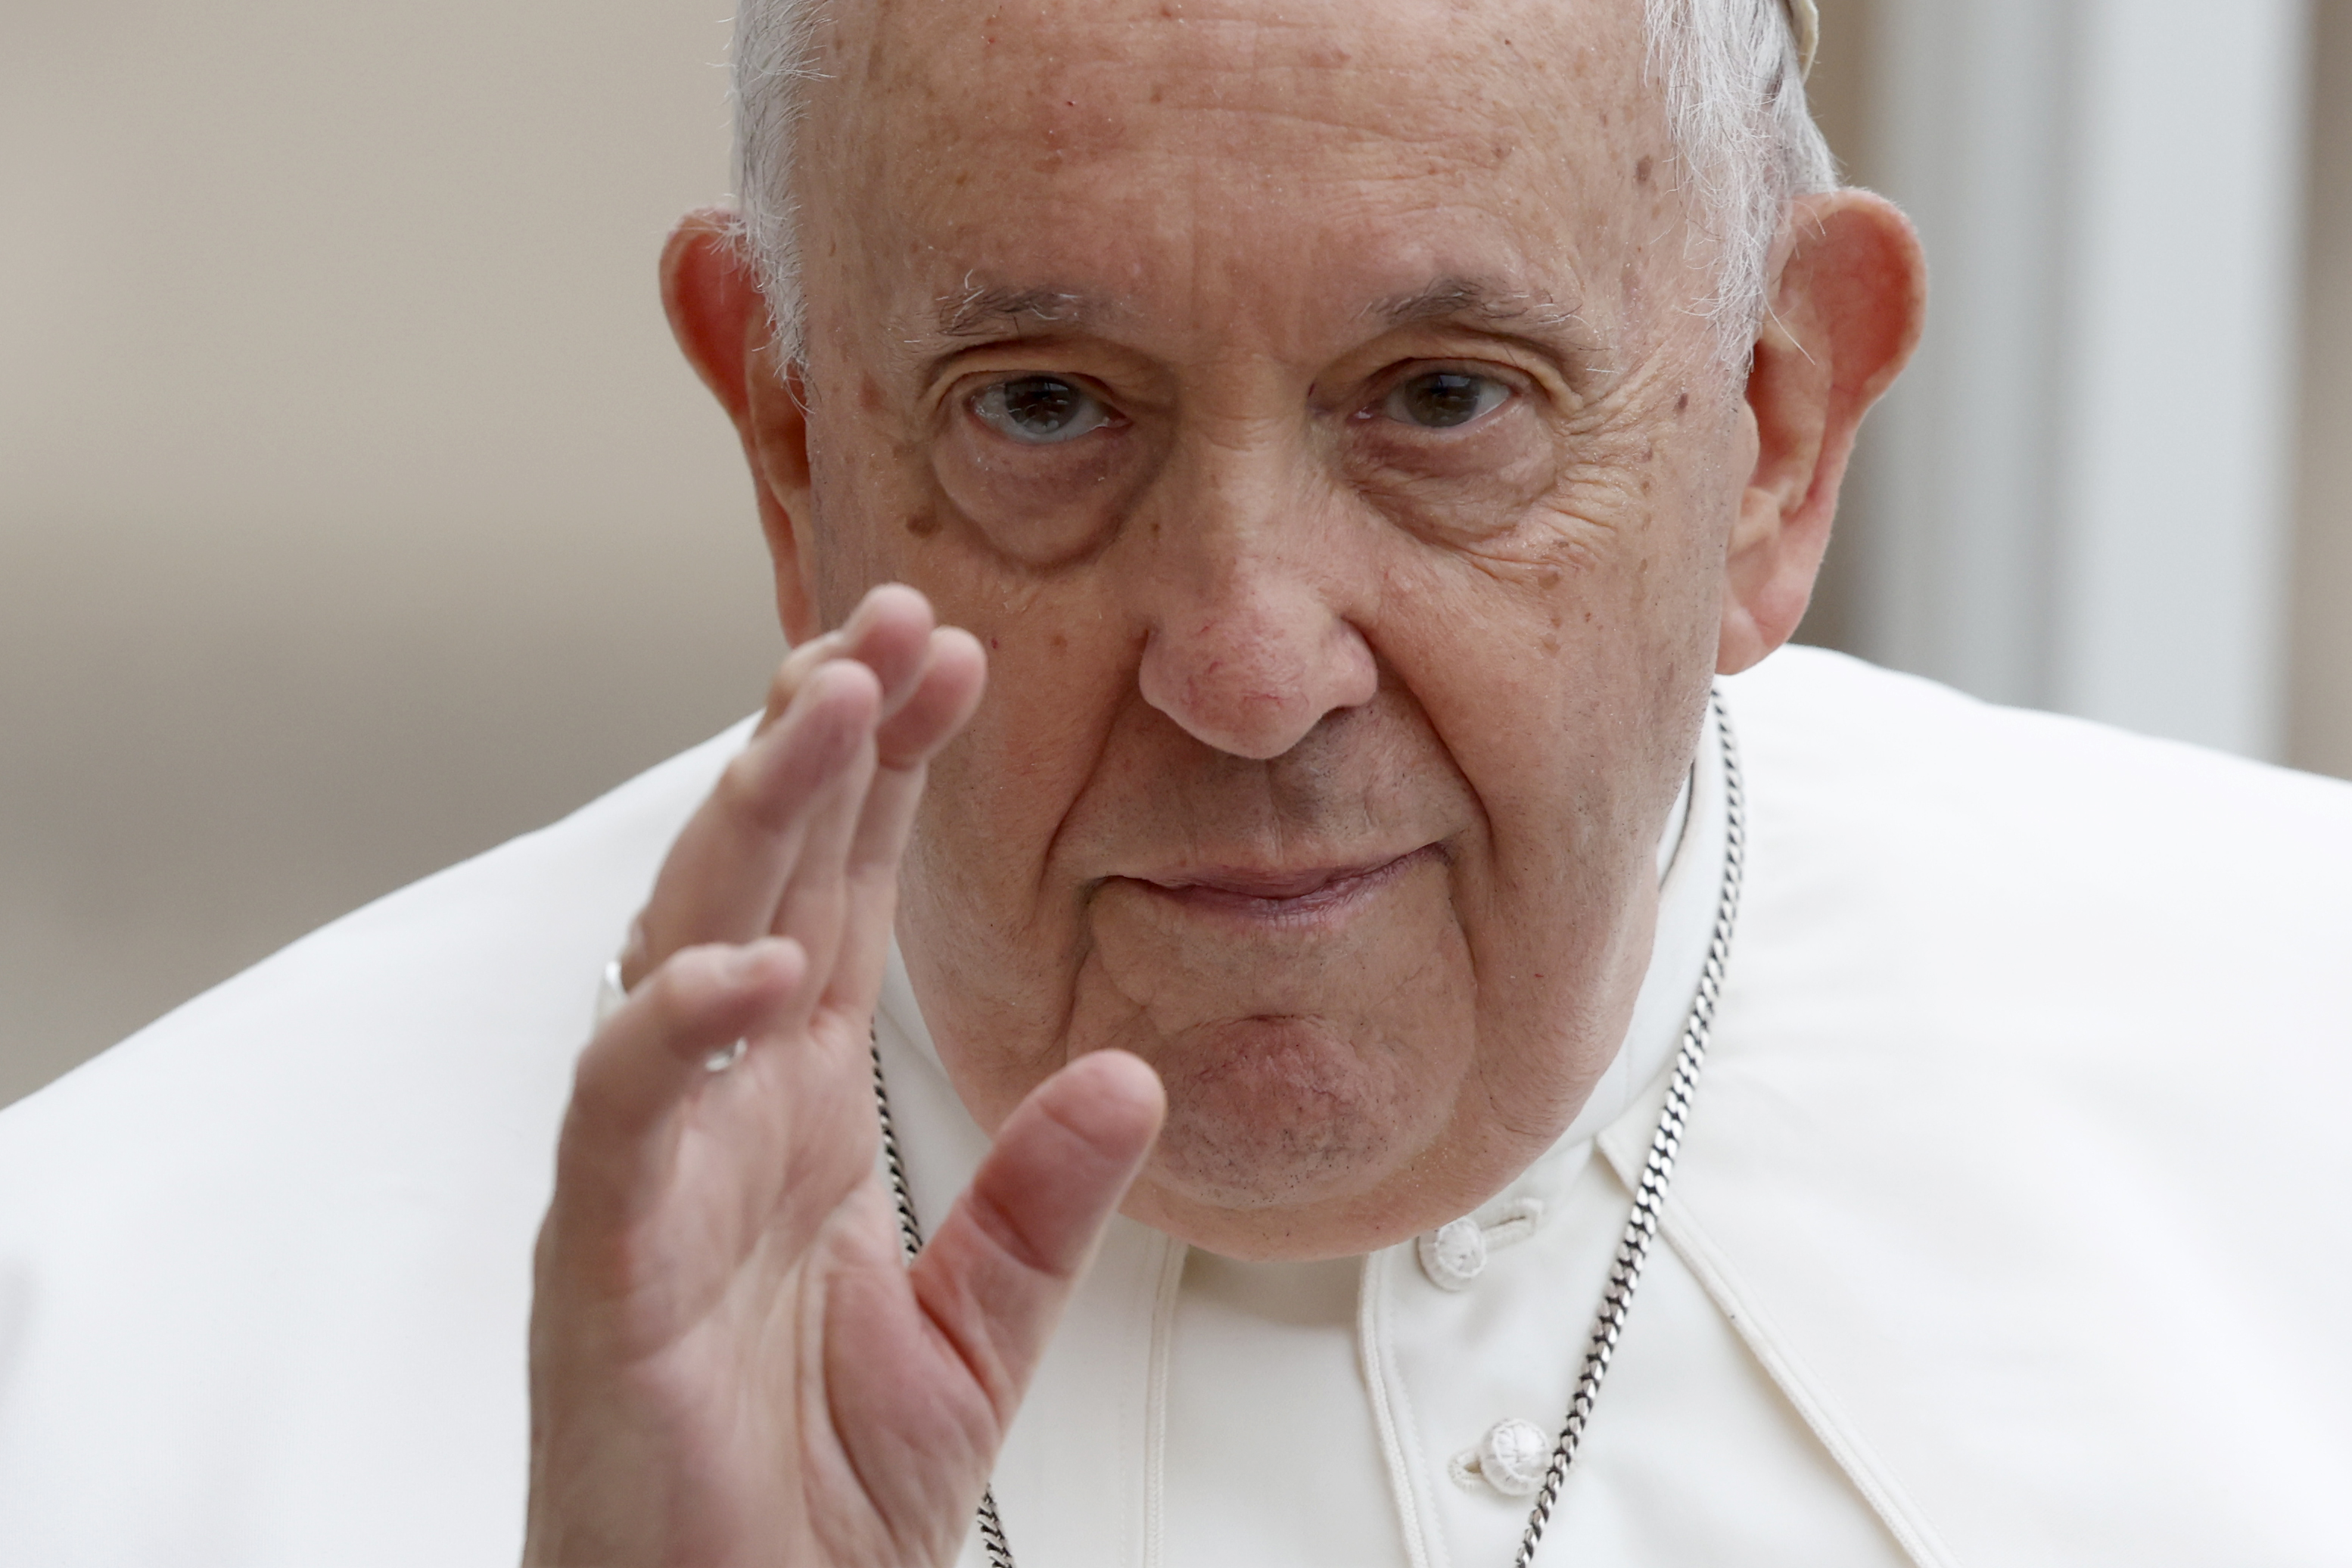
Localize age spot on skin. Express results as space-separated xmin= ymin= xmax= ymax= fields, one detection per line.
xmin=1635 ymin=155 xmax=1654 ymax=186
xmin=905 ymin=511 xmax=943 ymax=538
xmin=1675 ymin=390 xmax=1690 ymax=415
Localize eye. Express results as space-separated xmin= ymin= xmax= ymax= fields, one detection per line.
xmin=970 ymin=375 xmax=1115 ymax=445
xmin=1383 ymin=371 xmax=1510 ymax=430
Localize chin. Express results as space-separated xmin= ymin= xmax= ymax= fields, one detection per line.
xmin=1121 ymin=1013 xmax=1443 ymax=1214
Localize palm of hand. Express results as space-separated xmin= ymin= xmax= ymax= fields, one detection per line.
xmin=524 ymin=588 xmax=1162 ymax=1568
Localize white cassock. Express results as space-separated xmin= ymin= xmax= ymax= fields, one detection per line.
xmin=1 ymin=647 xmax=2347 ymax=1566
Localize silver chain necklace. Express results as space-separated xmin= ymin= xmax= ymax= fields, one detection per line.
xmin=869 ymin=696 xmax=1744 ymax=1568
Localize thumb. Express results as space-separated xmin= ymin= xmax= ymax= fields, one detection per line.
xmin=907 ymin=1051 xmax=1166 ymax=1418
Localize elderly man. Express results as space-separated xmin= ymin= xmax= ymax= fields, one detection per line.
xmin=4 ymin=0 xmax=2350 ymax=1563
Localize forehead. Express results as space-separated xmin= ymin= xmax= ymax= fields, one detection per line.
xmin=801 ymin=0 xmax=1677 ymax=348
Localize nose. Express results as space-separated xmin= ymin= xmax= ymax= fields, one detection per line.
xmin=1133 ymin=470 xmax=1379 ymax=761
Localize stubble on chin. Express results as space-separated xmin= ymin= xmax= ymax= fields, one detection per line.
xmin=1129 ymin=1014 xmax=1419 ymax=1209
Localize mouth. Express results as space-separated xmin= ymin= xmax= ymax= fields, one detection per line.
xmin=1123 ymin=844 xmax=1444 ymax=922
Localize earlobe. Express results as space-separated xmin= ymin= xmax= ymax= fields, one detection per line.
xmin=661 ymin=209 xmax=823 ymax=644
xmin=1716 ymin=190 xmax=1927 ymax=675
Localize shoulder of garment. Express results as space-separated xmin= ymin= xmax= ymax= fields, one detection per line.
xmin=1682 ymin=646 xmax=2352 ymax=1568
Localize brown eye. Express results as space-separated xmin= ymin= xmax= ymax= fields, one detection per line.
xmin=972 ymin=375 xmax=1114 ymax=444
xmin=1384 ymin=372 xmax=1508 ymax=429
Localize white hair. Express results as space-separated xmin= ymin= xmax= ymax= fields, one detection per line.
xmin=1646 ymin=0 xmax=1838 ymax=356
xmin=731 ymin=0 xmax=1835 ymax=366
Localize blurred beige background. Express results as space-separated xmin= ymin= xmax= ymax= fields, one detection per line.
xmin=1 ymin=1 xmax=777 ymax=1108
xmin=4 ymin=0 xmax=2348 ymax=1110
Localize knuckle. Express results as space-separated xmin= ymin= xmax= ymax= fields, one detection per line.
xmin=765 ymin=637 xmax=836 ymax=718
xmin=646 ymin=942 xmax=735 ymax=1017
xmin=714 ymin=747 xmax=799 ymax=835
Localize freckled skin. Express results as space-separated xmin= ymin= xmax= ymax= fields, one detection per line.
xmin=757 ymin=0 xmax=1766 ymax=1260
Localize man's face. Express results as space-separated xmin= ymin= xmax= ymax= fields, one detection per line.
xmin=773 ymin=0 xmax=1752 ymax=1258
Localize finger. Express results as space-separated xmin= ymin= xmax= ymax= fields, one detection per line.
xmin=758 ymin=584 xmax=939 ymax=736
xmin=902 ymin=1052 xmax=1166 ymax=1415
xmin=626 ymin=660 xmax=879 ymax=989
xmin=763 ymin=665 xmax=882 ymax=1017
xmin=624 ymin=588 xmax=940 ymax=989
xmin=556 ymin=938 xmax=809 ymax=1216
xmin=873 ymin=625 xmax=988 ymax=771
xmin=825 ymin=627 xmax=988 ymax=1009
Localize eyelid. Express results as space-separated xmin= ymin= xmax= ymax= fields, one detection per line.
xmin=1364 ymin=364 xmax=1524 ymax=428
xmin=942 ymin=361 xmax=1130 ymax=411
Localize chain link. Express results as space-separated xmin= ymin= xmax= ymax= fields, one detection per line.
xmin=870 ymin=695 xmax=1744 ymax=1568
xmin=869 ymin=1044 xmax=1016 ymax=1566
xmin=1512 ymin=698 xmax=1744 ymax=1566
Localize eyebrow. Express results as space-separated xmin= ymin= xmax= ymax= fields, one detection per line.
xmin=910 ymin=272 xmax=1592 ymax=364
xmin=1369 ymin=276 xmax=1588 ymax=335
xmin=934 ymin=282 xmax=1098 ymax=339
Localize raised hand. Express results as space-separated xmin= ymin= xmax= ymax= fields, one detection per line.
xmin=524 ymin=585 xmax=1166 ymax=1568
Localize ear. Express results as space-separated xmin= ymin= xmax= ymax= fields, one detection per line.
xmin=660 ymin=207 xmax=823 ymax=646
xmin=1717 ymin=189 xmax=1926 ymax=674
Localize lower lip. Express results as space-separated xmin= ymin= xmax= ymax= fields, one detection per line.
xmin=1129 ymin=845 xmax=1442 ymax=922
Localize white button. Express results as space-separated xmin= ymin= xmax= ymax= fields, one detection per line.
xmin=1417 ymin=1217 xmax=1488 ymax=1290
xmin=1477 ymin=1417 xmax=1554 ymax=1497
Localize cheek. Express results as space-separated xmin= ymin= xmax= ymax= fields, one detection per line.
xmin=1467 ymin=413 xmax=1738 ymax=672
xmin=1371 ymin=510 xmax=1706 ymax=895
xmin=802 ymin=419 xmax=941 ymax=621
xmin=909 ymin=602 xmax=1128 ymax=908
xmin=1341 ymin=409 xmax=1563 ymax=547
xmin=889 ymin=574 xmax=1143 ymax=1108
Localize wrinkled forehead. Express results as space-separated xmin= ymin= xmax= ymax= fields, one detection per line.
xmin=819 ymin=0 xmax=1659 ymax=142
xmin=795 ymin=0 xmax=1687 ymax=356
